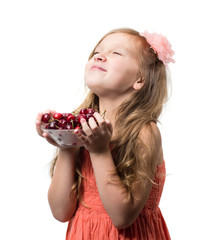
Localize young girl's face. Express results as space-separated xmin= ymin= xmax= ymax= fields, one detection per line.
xmin=85 ymin=33 xmax=140 ymax=99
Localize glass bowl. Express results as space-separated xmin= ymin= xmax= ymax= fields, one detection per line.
xmin=41 ymin=127 xmax=83 ymax=148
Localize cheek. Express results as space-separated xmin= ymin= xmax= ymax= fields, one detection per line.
xmin=84 ymin=61 xmax=92 ymax=80
xmin=85 ymin=61 xmax=91 ymax=73
xmin=110 ymin=59 xmax=123 ymax=71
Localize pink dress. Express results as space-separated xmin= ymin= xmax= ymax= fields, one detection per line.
xmin=66 ymin=149 xmax=171 ymax=240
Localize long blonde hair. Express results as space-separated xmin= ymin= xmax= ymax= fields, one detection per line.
xmin=50 ymin=28 xmax=169 ymax=200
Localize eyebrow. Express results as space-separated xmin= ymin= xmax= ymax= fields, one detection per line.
xmin=94 ymin=45 xmax=130 ymax=54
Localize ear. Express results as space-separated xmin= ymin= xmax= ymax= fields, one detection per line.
xmin=133 ymin=77 xmax=145 ymax=90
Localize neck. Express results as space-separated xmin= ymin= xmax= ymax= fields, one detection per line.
xmin=98 ymin=96 xmax=124 ymax=129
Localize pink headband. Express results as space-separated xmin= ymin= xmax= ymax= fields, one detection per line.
xmin=139 ymin=30 xmax=175 ymax=66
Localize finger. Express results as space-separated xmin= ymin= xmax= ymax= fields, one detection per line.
xmin=42 ymin=131 xmax=61 ymax=148
xmin=48 ymin=109 xmax=56 ymax=115
xmin=43 ymin=109 xmax=56 ymax=115
xmin=36 ymin=109 xmax=54 ymax=122
xmin=45 ymin=135 xmax=59 ymax=147
xmin=93 ymin=112 xmax=104 ymax=122
xmin=80 ymin=118 xmax=94 ymax=137
xmin=36 ymin=109 xmax=56 ymax=122
xmin=35 ymin=112 xmax=44 ymax=136
xmin=88 ymin=117 xmax=99 ymax=133
xmin=93 ymin=112 xmax=108 ymax=131
xmin=36 ymin=110 xmax=56 ymax=136
xmin=42 ymin=132 xmax=48 ymax=138
xmin=36 ymin=120 xmax=43 ymax=136
xmin=74 ymin=128 xmax=89 ymax=144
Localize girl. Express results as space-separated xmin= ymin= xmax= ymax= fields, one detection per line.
xmin=36 ymin=28 xmax=174 ymax=239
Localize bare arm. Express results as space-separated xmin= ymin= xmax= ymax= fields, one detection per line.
xmin=36 ymin=111 xmax=78 ymax=222
xmin=75 ymin=114 xmax=162 ymax=229
xmin=48 ymin=148 xmax=78 ymax=222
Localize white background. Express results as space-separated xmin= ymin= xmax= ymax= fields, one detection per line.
xmin=0 ymin=0 xmax=202 ymax=239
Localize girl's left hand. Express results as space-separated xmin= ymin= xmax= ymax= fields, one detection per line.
xmin=74 ymin=112 xmax=113 ymax=154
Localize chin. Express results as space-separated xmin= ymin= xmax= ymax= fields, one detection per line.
xmin=86 ymin=85 xmax=105 ymax=97
xmin=85 ymin=79 xmax=100 ymax=91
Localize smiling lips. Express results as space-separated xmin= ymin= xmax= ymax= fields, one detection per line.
xmin=90 ymin=65 xmax=107 ymax=72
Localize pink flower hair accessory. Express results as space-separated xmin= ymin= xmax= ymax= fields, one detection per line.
xmin=139 ymin=30 xmax=175 ymax=66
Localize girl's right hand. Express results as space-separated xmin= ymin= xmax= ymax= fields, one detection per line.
xmin=35 ymin=110 xmax=60 ymax=147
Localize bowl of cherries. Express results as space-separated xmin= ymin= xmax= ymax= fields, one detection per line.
xmin=41 ymin=108 xmax=95 ymax=147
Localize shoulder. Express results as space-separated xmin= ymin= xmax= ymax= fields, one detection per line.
xmin=138 ymin=122 xmax=163 ymax=166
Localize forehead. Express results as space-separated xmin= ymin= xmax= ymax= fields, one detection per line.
xmin=96 ymin=33 xmax=138 ymax=50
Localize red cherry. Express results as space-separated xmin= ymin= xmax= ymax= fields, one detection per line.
xmin=86 ymin=113 xmax=94 ymax=120
xmin=77 ymin=114 xmax=87 ymax=124
xmin=41 ymin=109 xmax=97 ymax=130
xmin=41 ymin=113 xmax=51 ymax=123
xmin=47 ymin=121 xmax=58 ymax=129
xmin=57 ymin=119 xmax=67 ymax=129
xmin=66 ymin=114 xmax=76 ymax=124
xmin=66 ymin=124 xmax=73 ymax=130
xmin=87 ymin=108 xmax=95 ymax=114
xmin=74 ymin=117 xmax=80 ymax=127
xmin=80 ymin=108 xmax=87 ymax=115
xmin=62 ymin=113 xmax=71 ymax=119
xmin=53 ymin=113 xmax=63 ymax=120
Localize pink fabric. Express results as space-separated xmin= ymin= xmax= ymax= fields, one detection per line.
xmin=66 ymin=149 xmax=171 ymax=239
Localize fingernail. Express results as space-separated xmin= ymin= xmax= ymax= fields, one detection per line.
xmin=35 ymin=120 xmax=40 ymax=125
xmin=80 ymin=118 xmax=86 ymax=123
xmin=74 ymin=129 xmax=79 ymax=134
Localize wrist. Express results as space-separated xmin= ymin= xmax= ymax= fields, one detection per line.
xmin=89 ymin=148 xmax=111 ymax=159
xmin=58 ymin=147 xmax=76 ymax=156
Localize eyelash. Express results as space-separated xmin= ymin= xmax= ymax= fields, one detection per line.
xmin=113 ymin=52 xmax=122 ymax=56
xmin=93 ymin=51 xmax=122 ymax=56
xmin=93 ymin=52 xmax=99 ymax=56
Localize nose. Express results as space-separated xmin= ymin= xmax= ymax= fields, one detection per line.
xmin=94 ymin=53 xmax=106 ymax=62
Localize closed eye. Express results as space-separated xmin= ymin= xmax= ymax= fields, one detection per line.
xmin=113 ymin=52 xmax=122 ymax=56
xmin=93 ymin=52 xmax=99 ymax=56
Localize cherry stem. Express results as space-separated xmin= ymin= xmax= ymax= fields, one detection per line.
xmin=71 ymin=120 xmax=74 ymax=129
xmin=101 ymin=110 xmax=106 ymax=119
